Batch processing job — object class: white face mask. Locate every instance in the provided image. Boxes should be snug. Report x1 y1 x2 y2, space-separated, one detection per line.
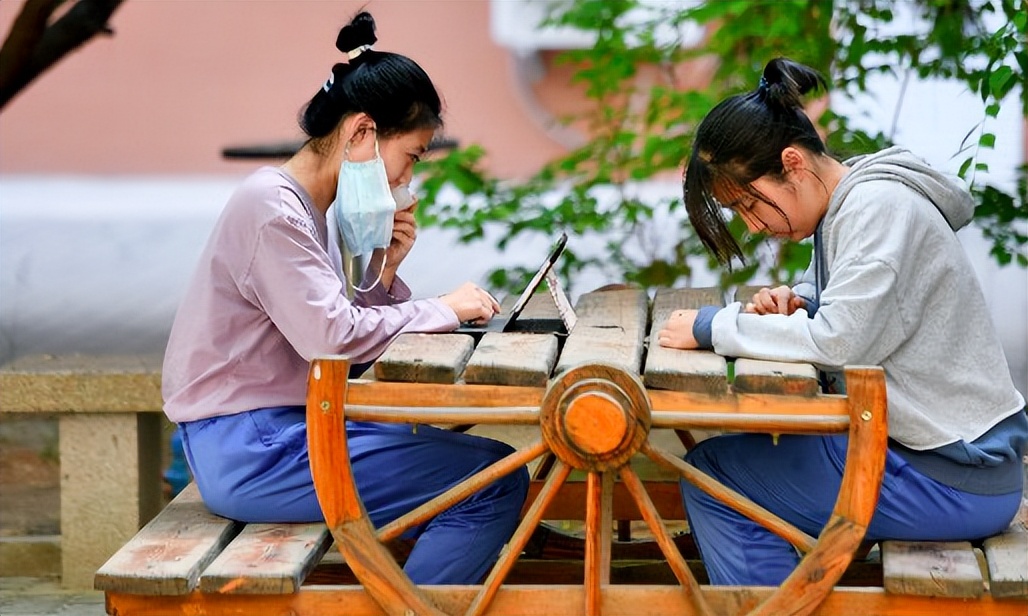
333 139 395 259
332 139 412 292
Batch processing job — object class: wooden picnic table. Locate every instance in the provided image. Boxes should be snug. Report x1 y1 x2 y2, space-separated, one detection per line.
306 286 889 616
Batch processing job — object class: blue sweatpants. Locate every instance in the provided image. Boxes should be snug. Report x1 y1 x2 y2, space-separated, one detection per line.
681 433 1022 586
179 406 529 585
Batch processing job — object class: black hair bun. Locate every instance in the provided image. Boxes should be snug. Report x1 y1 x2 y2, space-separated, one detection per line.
336 11 378 55
760 57 826 108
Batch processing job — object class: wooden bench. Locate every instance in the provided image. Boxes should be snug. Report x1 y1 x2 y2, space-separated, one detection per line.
881 506 1028 600
92 288 1028 615
0 353 166 589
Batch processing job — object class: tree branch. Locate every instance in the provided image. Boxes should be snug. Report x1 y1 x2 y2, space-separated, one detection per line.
0 0 125 110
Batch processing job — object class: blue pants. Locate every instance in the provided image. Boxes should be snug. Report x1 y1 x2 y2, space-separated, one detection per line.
681 433 1022 586
179 407 529 585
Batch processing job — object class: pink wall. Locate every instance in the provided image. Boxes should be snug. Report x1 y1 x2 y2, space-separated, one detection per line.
0 0 566 177
2 2 1024 177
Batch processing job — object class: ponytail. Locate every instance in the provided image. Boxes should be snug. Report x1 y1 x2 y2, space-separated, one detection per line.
757 57 826 111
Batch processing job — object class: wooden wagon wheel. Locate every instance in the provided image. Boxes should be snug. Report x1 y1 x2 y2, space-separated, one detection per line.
307 356 888 616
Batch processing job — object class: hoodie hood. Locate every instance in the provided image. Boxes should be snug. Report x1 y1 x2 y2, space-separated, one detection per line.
834 146 975 231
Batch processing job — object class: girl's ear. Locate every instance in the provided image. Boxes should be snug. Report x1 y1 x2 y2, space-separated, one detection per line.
340 112 377 147
781 146 805 175
338 113 379 161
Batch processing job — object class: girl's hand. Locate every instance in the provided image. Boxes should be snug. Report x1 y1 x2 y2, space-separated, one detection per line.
744 285 806 315
377 203 417 290
657 309 699 349
440 282 501 324
385 201 418 268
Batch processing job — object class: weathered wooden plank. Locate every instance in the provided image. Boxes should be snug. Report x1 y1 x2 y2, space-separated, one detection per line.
733 358 819 396
555 289 649 376
94 483 241 595
728 286 822 396
643 287 728 396
882 540 984 598
984 528 1028 598
199 523 333 594
739 285 823 393
373 333 476 383
463 332 559 387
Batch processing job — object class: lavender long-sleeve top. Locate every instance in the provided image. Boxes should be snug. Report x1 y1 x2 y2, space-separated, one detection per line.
162 167 458 423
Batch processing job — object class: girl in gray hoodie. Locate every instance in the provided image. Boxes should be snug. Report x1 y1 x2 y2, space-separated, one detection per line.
658 57 1026 586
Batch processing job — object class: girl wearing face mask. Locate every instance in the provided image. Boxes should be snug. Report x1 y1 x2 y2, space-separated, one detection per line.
161 11 524 585
659 58 1026 587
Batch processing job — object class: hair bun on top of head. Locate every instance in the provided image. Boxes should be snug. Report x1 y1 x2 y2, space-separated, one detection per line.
758 57 827 110
336 11 378 62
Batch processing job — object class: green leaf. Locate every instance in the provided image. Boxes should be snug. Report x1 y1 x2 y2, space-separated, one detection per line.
988 65 1014 95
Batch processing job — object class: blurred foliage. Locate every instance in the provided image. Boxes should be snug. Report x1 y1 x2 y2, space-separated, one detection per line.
418 0 1027 296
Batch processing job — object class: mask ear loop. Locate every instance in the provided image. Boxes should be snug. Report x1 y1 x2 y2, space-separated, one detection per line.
342 137 389 294
346 251 389 293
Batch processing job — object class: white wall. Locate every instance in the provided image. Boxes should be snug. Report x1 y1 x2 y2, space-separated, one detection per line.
0 175 534 363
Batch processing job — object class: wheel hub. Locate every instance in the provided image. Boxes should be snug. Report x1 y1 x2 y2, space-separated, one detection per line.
541 364 651 472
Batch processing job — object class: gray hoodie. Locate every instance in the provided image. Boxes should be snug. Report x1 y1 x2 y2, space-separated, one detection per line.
711 147 1025 451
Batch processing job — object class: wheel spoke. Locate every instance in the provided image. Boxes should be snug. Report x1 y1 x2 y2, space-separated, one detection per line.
599 472 613 584
584 471 614 615
619 465 710 616
377 440 549 543
465 460 573 616
642 442 816 553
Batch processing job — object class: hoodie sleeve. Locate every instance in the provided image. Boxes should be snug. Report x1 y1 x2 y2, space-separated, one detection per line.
791 257 820 317
712 182 925 369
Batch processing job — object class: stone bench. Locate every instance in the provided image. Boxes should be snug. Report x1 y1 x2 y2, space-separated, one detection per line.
0 353 166 589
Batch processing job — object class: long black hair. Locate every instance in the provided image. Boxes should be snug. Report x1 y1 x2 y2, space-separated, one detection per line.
299 11 443 147
683 58 828 265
